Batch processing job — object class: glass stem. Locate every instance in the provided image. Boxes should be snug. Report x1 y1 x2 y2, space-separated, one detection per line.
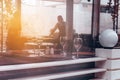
76 50 79 58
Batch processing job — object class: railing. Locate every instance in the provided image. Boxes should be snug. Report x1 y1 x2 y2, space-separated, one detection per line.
14 68 106 80
0 57 106 80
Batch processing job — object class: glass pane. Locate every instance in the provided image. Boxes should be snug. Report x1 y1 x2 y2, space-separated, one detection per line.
21 0 66 37
100 0 113 33
73 0 93 53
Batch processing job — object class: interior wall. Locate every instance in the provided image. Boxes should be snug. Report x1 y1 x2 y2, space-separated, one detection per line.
21 1 92 37
73 3 92 34
21 0 120 37
21 2 66 37
99 13 113 33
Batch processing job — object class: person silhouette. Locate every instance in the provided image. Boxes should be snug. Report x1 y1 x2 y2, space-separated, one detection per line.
50 15 66 38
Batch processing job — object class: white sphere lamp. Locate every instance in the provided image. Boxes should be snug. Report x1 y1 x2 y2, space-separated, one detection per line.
99 29 118 48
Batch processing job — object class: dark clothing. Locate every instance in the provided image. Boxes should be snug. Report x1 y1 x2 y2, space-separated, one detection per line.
51 21 66 37
50 21 66 50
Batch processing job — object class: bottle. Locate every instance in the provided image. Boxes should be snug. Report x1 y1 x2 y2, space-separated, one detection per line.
45 46 50 54
50 47 54 55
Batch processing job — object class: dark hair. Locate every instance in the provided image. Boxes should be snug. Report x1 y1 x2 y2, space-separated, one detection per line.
57 15 63 21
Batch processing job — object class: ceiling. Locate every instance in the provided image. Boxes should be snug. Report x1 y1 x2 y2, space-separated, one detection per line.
43 0 81 4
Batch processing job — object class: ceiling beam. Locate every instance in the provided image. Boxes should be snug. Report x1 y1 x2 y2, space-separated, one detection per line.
43 0 81 4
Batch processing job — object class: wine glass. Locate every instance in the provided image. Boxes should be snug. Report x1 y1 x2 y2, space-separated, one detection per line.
73 38 82 58
60 36 67 56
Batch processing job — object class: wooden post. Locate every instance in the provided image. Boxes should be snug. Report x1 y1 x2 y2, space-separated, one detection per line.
66 0 73 55
16 0 21 33
66 0 73 40
91 0 100 50
7 0 22 50
1 0 3 52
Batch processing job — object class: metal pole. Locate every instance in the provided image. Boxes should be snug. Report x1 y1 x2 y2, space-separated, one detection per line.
116 0 119 33
114 0 119 33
